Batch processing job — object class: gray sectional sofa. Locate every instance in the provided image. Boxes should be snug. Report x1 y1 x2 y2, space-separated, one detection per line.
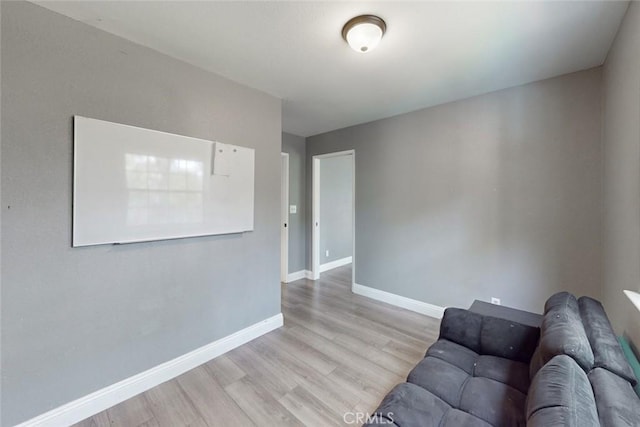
365 292 640 426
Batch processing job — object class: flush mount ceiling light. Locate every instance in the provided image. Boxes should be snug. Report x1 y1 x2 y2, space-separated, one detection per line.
342 15 386 53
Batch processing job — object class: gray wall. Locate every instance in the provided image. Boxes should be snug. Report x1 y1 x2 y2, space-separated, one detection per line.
307 68 603 313
602 2 640 333
281 132 307 274
1 3 281 425
320 155 353 264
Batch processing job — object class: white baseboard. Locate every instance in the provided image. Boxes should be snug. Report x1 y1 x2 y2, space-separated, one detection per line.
285 270 313 282
16 313 284 427
319 256 352 273
352 283 445 319
286 270 312 283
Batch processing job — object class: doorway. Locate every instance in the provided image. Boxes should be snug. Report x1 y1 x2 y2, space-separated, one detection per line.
280 153 289 283
311 150 355 285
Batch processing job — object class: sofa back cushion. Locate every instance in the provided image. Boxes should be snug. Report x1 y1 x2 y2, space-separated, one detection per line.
479 316 539 363
526 355 599 427
439 308 539 363
579 296 638 386
439 308 482 353
530 292 594 378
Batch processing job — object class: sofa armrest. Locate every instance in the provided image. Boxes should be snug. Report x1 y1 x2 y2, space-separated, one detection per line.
526 355 599 427
579 296 637 385
589 368 640 426
439 308 540 363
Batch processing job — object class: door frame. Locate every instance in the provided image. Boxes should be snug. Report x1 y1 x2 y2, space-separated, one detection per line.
311 150 355 285
280 152 289 283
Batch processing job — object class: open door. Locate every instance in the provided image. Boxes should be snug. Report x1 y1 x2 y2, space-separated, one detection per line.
280 153 289 283
311 150 355 285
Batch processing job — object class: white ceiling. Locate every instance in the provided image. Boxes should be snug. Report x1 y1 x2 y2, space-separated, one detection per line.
36 1 628 137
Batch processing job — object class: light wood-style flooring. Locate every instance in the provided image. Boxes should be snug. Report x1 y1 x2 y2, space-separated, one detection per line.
74 266 440 426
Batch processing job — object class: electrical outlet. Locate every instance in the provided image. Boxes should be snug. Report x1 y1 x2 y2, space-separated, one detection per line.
325 250 330 257
491 297 501 305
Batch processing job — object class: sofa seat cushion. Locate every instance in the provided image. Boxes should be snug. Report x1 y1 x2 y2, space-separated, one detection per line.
526 355 599 427
589 367 640 426
441 409 493 427
425 339 478 374
407 353 528 426
406 356 470 406
364 382 498 427
474 355 530 394
363 382 449 426
459 377 526 427
414 346 531 397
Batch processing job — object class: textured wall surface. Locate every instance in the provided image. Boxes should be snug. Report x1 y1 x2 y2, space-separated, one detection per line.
602 2 640 333
1 2 281 425
307 69 603 314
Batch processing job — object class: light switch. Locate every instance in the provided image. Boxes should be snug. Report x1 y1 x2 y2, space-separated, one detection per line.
289 205 297 214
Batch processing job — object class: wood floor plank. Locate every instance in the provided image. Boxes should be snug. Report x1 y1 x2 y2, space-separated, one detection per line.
278 386 343 427
285 325 404 388
293 303 395 349
143 380 201 426
224 377 303 426
332 332 416 376
184 418 208 427
249 335 358 416
137 418 160 427
72 265 439 427
73 411 111 427
257 328 337 376
204 354 246 388
383 337 429 364
176 365 254 427
225 343 297 398
328 366 390 404
106 393 155 426
283 306 339 341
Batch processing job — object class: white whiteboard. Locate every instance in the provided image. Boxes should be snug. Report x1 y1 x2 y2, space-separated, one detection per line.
73 116 254 246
